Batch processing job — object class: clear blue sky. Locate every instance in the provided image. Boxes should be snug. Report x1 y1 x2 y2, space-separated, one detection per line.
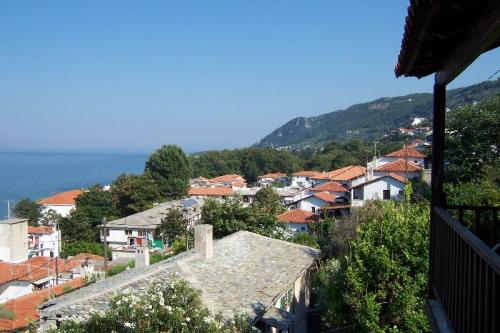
0 1 498 154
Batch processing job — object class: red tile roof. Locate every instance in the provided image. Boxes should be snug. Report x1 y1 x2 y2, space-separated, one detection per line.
375 159 421 172
311 191 337 203
0 278 84 332
292 171 322 177
0 257 79 285
70 253 105 262
387 173 407 183
40 189 83 205
258 172 286 179
310 181 348 193
386 147 426 158
188 187 234 197
28 226 54 235
313 166 366 181
209 174 245 183
278 209 319 224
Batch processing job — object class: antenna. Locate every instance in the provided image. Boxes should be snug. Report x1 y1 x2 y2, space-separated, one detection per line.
7 200 11 219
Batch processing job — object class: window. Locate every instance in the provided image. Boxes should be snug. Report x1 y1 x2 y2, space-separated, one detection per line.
301 227 306 231
311 207 316 213
383 190 390 200
125 230 132 235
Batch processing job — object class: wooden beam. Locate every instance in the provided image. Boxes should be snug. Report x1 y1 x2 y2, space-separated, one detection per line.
436 2 500 85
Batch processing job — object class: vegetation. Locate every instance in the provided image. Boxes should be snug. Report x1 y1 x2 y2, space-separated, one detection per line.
158 208 190 245
145 144 191 199
318 201 430 332
106 261 135 277
13 198 41 225
110 173 161 217
60 241 111 260
255 79 500 149
46 277 256 333
0 304 14 320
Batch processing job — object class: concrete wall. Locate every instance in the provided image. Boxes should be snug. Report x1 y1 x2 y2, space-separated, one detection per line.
0 219 28 263
42 205 74 218
296 197 326 213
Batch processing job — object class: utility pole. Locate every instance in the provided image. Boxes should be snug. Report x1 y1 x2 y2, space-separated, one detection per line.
103 218 108 271
7 200 11 219
55 256 59 285
373 141 379 158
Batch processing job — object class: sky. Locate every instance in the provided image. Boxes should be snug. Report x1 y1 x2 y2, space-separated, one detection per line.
0 1 498 154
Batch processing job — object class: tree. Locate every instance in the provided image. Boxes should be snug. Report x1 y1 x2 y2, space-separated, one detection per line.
111 174 161 217
446 94 500 183
145 145 191 199
39 209 62 226
158 208 190 245
252 187 284 216
13 198 41 225
201 197 249 239
320 202 430 332
60 185 118 242
60 241 112 260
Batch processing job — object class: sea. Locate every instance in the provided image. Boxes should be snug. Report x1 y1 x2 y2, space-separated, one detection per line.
0 152 148 219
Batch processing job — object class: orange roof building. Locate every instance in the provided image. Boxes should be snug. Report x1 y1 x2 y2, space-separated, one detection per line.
258 172 287 179
386 147 426 158
310 181 349 193
28 225 53 235
375 158 421 173
188 187 234 197
40 189 83 206
292 171 322 177
278 209 319 224
0 257 79 286
0 278 83 332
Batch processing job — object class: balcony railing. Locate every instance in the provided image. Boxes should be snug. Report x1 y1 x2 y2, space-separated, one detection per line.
429 206 500 333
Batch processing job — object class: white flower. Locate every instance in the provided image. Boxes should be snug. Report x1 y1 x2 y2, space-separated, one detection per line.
124 322 133 328
185 317 190 322
166 305 172 312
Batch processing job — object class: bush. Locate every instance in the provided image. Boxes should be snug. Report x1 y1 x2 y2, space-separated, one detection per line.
106 261 134 277
61 241 112 260
292 232 319 248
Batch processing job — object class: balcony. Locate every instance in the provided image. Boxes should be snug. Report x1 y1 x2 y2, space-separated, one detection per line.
428 205 499 333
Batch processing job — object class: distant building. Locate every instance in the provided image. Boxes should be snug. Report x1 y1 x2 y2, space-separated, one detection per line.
28 225 61 258
209 174 247 189
351 173 406 203
311 165 366 188
374 158 421 179
278 209 319 233
40 189 83 218
100 199 203 259
383 147 426 167
40 226 319 333
293 191 337 213
257 172 288 187
291 171 322 189
188 186 234 199
0 218 29 263
189 177 211 188
309 181 349 198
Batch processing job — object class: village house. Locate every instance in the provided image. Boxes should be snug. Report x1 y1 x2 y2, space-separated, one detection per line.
311 165 367 188
39 189 83 218
209 174 247 189
189 176 211 188
40 225 319 333
100 198 203 260
351 173 406 204
236 187 259 205
374 158 421 179
291 171 321 189
257 172 288 187
0 256 79 304
278 209 319 233
383 147 427 167
309 181 350 199
28 225 61 258
188 186 234 199
0 278 84 332
293 191 336 213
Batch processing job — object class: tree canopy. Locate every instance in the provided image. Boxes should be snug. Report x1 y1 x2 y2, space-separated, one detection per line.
13 198 41 225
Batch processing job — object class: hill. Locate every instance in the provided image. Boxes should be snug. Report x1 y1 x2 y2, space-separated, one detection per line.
254 79 500 149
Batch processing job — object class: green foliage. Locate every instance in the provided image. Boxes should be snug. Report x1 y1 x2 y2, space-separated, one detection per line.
252 187 284 216
320 202 430 332
191 147 303 183
46 277 257 333
60 185 119 242
445 93 500 183
292 232 319 248
0 304 14 320
171 239 187 254
39 209 62 226
145 145 191 199
403 181 413 203
158 208 190 244
60 241 111 260
149 252 172 265
13 198 41 225
106 261 135 277
111 174 161 217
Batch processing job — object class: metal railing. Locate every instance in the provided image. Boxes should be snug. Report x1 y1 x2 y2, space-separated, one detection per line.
445 205 499 247
430 206 500 333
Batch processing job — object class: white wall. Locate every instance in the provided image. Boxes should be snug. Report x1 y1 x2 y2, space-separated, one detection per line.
296 197 327 213
0 220 28 263
287 222 309 233
0 281 32 304
42 205 74 218
291 176 313 189
359 177 405 201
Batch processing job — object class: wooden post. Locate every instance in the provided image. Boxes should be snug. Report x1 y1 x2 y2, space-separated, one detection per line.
429 82 446 298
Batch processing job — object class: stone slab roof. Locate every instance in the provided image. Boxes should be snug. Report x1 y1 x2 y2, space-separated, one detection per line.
40 231 319 324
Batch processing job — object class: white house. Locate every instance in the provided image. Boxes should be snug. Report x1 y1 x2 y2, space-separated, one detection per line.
257 172 288 187
209 174 247 189
309 181 349 199
28 225 61 258
291 171 322 189
351 173 406 203
293 191 337 213
40 189 83 218
374 158 421 179
277 209 319 233
101 199 203 260
310 165 367 188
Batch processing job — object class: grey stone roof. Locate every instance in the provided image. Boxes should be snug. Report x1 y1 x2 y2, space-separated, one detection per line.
102 198 203 230
40 231 318 323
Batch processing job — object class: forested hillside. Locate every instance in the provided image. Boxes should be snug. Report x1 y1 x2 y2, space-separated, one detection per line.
255 79 500 149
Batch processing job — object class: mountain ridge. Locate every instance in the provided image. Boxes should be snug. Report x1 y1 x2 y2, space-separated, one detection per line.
254 79 500 149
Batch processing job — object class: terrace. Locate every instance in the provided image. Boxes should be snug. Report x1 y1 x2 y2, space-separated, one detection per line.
396 1 500 332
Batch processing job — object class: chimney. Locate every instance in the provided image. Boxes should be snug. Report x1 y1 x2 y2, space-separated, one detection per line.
135 247 150 268
194 224 213 259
